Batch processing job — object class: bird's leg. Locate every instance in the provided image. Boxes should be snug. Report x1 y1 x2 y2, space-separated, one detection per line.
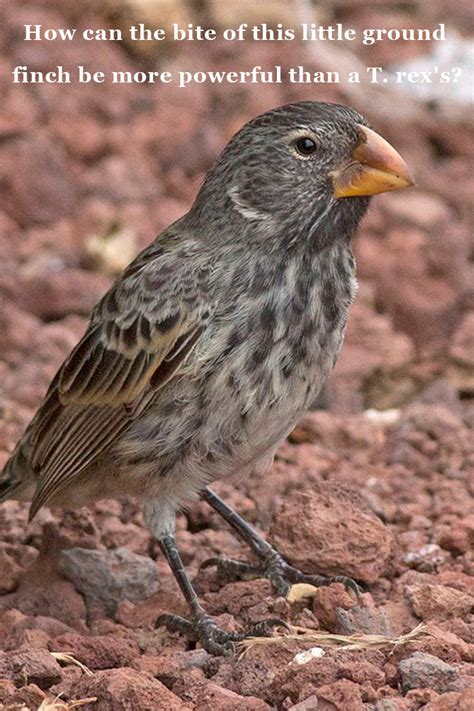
156 533 287 655
200 487 361 598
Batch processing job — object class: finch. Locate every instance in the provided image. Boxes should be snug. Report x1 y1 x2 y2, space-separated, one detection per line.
1 101 414 654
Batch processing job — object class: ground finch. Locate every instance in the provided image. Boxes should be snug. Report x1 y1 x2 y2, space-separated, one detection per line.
1 101 414 654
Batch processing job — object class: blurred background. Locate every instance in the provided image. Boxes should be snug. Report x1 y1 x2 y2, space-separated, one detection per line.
0 3 473 706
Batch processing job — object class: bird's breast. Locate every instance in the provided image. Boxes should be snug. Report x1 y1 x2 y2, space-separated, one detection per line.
117 243 357 492
213 243 357 413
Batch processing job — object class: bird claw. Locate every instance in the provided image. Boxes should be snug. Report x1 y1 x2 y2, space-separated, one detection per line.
200 551 362 601
156 612 287 656
247 617 291 637
322 574 362 601
200 555 260 583
156 613 196 637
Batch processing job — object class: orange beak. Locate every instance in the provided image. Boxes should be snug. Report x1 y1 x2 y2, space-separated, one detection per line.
330 124 415 198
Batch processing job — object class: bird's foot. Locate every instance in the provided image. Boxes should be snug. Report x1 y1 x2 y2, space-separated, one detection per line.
156 612 288 656
201 549 361 599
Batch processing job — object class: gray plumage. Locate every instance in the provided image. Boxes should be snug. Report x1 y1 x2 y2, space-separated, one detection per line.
1 102 378 538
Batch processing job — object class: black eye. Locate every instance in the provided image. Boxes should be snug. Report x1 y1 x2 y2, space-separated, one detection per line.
294 136 317 157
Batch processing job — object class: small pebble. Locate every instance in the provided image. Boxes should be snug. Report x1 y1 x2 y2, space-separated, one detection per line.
292 646 325 665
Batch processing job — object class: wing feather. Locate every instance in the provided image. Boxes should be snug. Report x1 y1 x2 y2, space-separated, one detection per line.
26 247 211 519
29 407 128 519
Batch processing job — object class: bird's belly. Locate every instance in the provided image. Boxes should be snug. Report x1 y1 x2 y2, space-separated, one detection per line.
115 317 344 506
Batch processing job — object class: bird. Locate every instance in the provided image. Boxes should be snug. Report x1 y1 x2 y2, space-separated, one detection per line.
0 101 414 654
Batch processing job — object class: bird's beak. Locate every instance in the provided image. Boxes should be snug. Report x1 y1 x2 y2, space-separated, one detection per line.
330 124 415 198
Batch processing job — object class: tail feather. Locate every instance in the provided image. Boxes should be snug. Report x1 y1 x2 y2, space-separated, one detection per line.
0 443 35 503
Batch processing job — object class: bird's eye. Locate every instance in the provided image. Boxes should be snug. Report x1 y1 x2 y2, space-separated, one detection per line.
294 136 318 157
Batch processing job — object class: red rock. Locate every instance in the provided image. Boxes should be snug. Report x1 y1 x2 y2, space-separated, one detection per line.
290 410 388 450
173 668 271 710
0 137 81 227
186 481 258 534
0 680 17 704
0 578 87 627
373 700 410 711
0 548 22 593
210 655 280 700
379 600 419 637
312 583 356 631
88 618 129 637
336 658 386 689
437 571 474 598
423 689 474 710
437 618 474 646
396 633 464 667
266 658 339 705
269 485 392 585
436 515 474 556
0 609 28 647
0 502 29 545
49 633 140 670
22 616 76 640
333 293 415 410
335 598 394 637
14 266 110 320
192 682 271 710
385 405 471 482
405 688 441 706
0 301 41 365
174 527 240 571
48 665 83 700
2 542 39 571
115 593 163 629
40 507 101 552
203 579 275 620
0 648 62 689
405 584 474 622
316 679 364 710
71 668 186 710
100 516 150 555
133 649 210 686
5 627 50 652
290 696 319 711
0 681 46 709
377 273 460 355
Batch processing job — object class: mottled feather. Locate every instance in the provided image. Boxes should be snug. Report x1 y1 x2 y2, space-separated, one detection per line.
25 237 211 518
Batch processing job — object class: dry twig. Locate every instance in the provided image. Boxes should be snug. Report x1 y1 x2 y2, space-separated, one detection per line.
50 652 94 676
38 696 97 710
237 622 428 658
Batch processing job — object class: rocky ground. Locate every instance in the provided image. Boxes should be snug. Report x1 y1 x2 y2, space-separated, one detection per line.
0 1 473 709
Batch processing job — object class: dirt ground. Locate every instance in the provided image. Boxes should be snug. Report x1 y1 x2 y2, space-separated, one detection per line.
0 1 473 709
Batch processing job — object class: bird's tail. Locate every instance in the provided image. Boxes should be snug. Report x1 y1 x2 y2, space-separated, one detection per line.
0 442 35 503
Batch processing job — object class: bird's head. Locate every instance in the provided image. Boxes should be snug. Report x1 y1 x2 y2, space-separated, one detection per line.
193 101 414 251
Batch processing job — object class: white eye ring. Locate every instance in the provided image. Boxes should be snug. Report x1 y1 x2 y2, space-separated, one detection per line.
288 129 320 159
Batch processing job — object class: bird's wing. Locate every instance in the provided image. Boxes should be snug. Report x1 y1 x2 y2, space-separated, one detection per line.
28 244 211 518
